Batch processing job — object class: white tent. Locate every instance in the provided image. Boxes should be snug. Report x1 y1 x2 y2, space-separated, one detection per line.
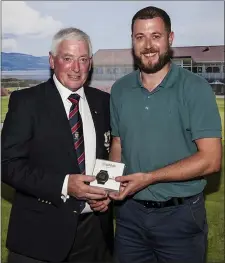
210 80 225 85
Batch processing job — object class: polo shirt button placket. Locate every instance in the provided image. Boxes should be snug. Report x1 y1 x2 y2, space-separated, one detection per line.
145 94 151 110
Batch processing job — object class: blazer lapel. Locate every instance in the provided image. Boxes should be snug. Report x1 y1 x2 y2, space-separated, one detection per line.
43 79 78 165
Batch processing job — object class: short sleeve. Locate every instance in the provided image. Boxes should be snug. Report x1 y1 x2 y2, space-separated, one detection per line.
186 77 222 140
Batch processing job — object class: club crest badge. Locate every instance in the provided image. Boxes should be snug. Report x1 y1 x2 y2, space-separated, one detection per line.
74 131 79 140
104 130 110 153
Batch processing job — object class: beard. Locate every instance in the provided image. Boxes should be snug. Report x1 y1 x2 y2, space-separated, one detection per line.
132 44 173 74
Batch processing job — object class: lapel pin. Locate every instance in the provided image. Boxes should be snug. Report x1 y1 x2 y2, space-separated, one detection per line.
74 132 79 140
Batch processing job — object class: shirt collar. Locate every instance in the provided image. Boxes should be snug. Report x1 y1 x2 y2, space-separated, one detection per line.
53 74 85 102
133 61 179 90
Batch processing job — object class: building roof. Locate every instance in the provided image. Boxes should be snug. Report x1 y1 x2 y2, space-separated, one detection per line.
93 49 134 65
93 45 224 65
172 46 224 62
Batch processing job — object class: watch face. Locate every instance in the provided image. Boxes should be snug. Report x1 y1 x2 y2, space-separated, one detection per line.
96 170 109 184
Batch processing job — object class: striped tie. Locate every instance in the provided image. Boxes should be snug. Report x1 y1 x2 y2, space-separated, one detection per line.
68 94 85 174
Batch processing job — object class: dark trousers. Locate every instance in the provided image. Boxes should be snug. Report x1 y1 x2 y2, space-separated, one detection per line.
114 193 208 263
8 213 112 263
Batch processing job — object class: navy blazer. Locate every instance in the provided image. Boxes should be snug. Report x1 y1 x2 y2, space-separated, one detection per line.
1 78 114 262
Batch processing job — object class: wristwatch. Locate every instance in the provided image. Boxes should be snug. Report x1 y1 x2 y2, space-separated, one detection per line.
96 170 109 185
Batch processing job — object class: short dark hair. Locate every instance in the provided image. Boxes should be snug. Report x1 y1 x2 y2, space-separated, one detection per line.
131 6 171 33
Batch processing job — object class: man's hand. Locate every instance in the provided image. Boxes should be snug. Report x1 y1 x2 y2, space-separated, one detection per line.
109 173 151 200
68 174 107 200
88 197 111 212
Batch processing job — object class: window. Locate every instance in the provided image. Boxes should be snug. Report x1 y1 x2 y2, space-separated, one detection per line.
94 67 103 74
192 67 197 73
106 68 112 74
98 68 103 74
206 67 220 73
197 67 202 73
206 67 212 73
113 67 119 74
212 67 220 73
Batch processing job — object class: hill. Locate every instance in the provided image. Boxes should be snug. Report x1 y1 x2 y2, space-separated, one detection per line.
1 52 49 70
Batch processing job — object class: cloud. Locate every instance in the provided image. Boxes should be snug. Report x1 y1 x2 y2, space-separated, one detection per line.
2 38 18 52
2 1 63 38
31 1 74 11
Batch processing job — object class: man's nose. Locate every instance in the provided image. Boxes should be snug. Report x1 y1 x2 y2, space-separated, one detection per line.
144 37 153 49
71 59 80 72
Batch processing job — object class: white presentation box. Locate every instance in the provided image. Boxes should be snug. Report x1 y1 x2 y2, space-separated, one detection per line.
90 159 125 192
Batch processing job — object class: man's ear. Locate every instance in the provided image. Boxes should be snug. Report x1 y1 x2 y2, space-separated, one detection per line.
49 52 54 70
169 31 174 46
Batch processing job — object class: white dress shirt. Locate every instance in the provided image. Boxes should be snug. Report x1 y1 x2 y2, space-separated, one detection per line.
53 75 96 213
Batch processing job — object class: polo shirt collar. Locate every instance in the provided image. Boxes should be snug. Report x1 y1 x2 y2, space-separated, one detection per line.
133 61 179 89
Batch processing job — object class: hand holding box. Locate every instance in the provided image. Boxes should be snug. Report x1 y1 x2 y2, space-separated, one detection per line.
90 159 125 192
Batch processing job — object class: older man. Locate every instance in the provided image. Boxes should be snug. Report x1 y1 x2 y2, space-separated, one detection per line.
2 27 113 263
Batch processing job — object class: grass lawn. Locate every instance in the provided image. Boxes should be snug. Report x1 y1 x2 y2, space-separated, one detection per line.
1 96 10 123
1 96 224 263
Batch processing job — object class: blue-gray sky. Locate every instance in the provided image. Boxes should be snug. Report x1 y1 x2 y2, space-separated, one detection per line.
2 1 224 56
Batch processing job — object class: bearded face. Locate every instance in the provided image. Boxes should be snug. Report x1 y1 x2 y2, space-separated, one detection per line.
132 17 174 74
132 42 173 74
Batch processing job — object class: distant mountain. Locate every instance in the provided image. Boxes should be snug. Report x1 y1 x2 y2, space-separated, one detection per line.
1 52 49 70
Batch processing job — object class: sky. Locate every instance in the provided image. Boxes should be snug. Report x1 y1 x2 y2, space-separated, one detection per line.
2 1 224 56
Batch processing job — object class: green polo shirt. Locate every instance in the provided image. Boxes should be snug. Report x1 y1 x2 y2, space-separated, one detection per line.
110 62 222 201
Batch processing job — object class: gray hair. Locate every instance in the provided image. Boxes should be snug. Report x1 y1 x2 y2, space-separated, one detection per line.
50 27 92 57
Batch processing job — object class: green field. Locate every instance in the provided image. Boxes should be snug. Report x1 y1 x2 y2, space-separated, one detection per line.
1 96 10 123
1 97 224 263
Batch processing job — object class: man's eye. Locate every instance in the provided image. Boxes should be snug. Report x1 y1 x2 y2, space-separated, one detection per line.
80 58 88 63
136 36 143 40
63 57 72 61
153 35 160 39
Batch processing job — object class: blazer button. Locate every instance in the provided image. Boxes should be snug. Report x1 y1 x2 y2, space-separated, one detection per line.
49 202 51 205
42 200 45 203
38 198 40 201
73 210 78 214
